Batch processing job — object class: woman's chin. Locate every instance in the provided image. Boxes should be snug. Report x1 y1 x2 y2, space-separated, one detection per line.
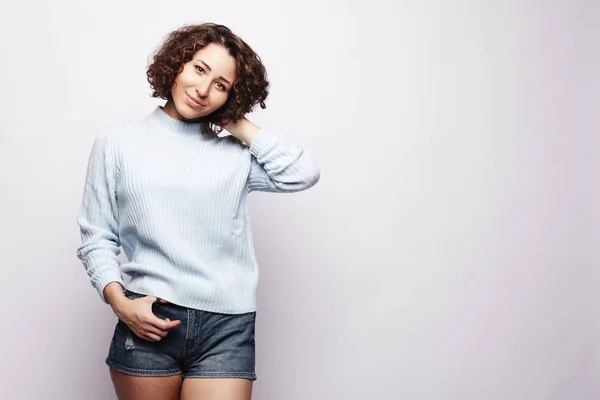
176 104 208 121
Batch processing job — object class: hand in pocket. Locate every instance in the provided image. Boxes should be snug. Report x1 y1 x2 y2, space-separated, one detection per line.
117 296 181 342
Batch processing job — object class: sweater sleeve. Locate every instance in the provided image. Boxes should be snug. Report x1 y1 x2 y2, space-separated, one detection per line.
75 133 124 303
246 128 321 193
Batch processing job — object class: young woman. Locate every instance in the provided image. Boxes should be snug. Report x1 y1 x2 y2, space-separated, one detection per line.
76 23 320 400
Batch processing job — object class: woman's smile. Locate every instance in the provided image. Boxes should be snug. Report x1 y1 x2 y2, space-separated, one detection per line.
185 92 208 108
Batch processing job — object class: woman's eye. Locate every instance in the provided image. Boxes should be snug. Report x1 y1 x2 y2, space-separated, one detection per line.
195 66 204 73
216 83 226 90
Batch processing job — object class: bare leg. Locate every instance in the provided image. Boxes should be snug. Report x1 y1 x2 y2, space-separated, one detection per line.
110 367 183 400
180 378 253 400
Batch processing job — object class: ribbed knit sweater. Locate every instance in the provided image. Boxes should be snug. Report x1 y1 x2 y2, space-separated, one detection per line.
76 106 320 314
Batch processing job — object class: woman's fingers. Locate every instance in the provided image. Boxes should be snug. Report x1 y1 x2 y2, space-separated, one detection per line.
132 319 176 341
150 296 169 305
143 332 163 342
124 296 182 342
148 313 181 332
147 326 170 338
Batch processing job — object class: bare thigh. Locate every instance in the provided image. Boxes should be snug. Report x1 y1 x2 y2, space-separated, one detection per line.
180 378 253 400
110 367 183 400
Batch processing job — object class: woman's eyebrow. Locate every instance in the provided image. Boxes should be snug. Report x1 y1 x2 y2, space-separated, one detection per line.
196 59 232 86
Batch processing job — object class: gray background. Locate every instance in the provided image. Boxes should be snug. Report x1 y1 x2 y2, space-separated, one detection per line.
0 0 597 399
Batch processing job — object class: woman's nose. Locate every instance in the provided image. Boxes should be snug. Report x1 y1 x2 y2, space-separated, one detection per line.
195 78 210 98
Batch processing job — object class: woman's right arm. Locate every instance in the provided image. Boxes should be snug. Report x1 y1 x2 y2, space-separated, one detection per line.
76 133 180 340
103 281 128 310
76 133 124 304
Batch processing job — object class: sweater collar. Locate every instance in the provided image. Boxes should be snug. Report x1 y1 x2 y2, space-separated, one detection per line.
147 105 207 136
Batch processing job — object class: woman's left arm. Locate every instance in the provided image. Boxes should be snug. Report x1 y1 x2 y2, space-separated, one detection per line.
225 117 321 193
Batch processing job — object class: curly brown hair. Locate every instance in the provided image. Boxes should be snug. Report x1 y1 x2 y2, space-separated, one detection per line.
146 23 269 134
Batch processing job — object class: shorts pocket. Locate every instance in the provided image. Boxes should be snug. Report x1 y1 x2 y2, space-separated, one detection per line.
124 289 147 300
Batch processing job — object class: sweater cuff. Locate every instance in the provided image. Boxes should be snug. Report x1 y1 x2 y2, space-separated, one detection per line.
94 271 124 304
248 128 277 158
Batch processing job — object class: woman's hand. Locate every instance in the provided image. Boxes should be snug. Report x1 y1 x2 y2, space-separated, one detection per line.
104 283 181 342
113 296 181 342
223 116 260 145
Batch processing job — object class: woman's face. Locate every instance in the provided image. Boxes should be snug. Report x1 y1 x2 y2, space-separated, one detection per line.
163 43 237 121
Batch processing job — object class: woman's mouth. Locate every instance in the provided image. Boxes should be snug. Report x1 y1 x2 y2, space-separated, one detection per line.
185 93 207 108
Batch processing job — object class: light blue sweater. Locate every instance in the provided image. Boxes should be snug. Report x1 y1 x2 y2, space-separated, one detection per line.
76 106 320 314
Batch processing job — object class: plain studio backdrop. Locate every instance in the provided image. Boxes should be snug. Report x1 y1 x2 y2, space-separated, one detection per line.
0 1 597 399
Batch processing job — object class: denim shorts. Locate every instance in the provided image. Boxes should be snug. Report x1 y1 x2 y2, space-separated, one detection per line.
105 290 257 380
